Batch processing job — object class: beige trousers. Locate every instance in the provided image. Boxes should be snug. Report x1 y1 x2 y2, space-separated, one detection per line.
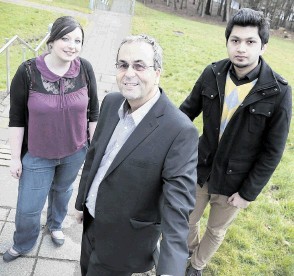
188 183 240 270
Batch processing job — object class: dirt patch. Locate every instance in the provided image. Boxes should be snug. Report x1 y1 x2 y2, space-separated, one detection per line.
270 28 293 41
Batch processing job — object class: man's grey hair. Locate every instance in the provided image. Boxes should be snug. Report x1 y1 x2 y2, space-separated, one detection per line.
116 34 163 70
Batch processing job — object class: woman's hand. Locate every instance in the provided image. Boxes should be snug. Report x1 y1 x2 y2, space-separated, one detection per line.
10 158 22 179
75 209 83 224
9 127 24 179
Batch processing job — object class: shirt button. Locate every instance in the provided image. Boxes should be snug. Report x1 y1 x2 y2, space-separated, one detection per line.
262 93 266 96
228 169 232 173
210 95 214 98
252 109 255 112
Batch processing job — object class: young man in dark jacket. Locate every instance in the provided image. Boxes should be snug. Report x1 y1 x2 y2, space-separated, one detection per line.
182 8 292 276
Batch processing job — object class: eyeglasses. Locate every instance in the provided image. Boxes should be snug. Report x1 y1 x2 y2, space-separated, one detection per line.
115 61 154 72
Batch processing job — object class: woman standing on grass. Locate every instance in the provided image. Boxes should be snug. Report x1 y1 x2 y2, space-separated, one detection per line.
3 16 99 262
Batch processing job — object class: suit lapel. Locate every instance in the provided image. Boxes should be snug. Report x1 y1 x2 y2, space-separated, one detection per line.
103 91 167 180
86 95 123 186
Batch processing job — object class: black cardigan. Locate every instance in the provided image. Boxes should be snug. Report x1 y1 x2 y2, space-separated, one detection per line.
9 57 99 158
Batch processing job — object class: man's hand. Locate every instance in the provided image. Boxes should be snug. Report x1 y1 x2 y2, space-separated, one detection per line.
75 209 83 224
227 192 250 209
10 158 22 179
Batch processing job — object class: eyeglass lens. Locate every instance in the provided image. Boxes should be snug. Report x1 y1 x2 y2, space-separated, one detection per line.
116 62 153 71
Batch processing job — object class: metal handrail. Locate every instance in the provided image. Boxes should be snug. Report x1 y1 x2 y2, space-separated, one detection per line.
0 25 51 94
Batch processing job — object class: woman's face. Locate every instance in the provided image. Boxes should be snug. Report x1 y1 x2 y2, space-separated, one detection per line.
50 27 83 63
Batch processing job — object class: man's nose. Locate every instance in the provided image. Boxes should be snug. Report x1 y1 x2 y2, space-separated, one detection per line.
125 65 136 76
237 42 246 52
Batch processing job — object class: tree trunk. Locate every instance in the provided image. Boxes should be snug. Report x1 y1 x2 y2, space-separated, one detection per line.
281 0 293 28
226 0 231 22
201 0 207 17
222 0 227 21
205 0 211 15
174 0 177 10
180 0 184 9
197 0 202 13
271 0 281 29
218 0 225 16
263 0 271 17
210 0 213 15
290 20 294 32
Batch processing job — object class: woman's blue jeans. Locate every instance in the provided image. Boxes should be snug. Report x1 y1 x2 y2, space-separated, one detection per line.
12 146 87 254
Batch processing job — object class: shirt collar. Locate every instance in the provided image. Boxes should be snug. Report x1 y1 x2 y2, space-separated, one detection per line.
35 53 81 82
229 60 261 85
118 88 161 126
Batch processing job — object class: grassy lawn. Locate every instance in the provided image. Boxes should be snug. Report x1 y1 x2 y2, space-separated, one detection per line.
28 0 91 13
132 2 293 275
0 1 88 91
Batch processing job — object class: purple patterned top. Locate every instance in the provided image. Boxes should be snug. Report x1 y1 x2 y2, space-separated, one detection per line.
27 54 88 159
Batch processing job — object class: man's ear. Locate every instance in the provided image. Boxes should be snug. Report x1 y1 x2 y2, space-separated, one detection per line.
261 43 267 55
155 68 161 84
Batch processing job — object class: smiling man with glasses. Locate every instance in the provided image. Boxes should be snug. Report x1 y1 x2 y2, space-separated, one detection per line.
75 34 199 276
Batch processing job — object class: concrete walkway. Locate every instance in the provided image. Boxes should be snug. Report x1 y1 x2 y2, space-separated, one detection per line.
0 0 155 275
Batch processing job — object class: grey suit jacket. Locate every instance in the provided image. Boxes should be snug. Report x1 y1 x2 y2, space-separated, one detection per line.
76 89 198 276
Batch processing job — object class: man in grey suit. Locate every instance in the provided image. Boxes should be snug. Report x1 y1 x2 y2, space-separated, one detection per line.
75 34 199 276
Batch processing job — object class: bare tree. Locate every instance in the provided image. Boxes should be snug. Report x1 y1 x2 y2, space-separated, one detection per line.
195 0 207 16
180 0 188 9
248 0 261 10
210 0 214 15
218 0 225 16
222 0 227 21
174 0 178 10
205 0 212 15
201 0 208 16
226 0 232 22
281 0 293 28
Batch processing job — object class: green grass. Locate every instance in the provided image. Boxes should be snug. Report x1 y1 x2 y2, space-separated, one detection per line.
28 0 91 13
0 2 88 91
132 2 294 275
